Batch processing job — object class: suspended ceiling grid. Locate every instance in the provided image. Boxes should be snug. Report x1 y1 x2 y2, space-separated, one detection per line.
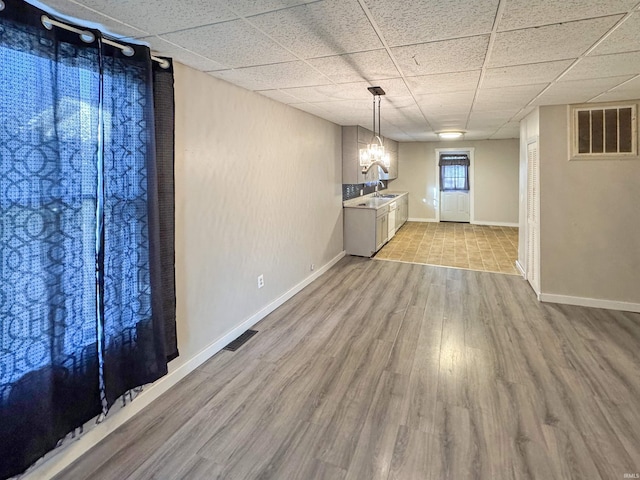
35 0 640 141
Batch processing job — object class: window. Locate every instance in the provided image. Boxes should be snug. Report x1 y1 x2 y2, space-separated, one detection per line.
571 103 637 158
439 153 470 191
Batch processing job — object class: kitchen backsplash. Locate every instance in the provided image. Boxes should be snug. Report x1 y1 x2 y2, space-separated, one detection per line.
343 181 387 201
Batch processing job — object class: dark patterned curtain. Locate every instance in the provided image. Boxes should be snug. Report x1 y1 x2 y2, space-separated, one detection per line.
439 153 470 191
0 1 176 478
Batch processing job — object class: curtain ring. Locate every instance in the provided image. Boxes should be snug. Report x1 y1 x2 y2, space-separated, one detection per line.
0 1 5 11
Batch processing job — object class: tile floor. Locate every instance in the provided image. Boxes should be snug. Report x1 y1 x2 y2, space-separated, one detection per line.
375 221 519 275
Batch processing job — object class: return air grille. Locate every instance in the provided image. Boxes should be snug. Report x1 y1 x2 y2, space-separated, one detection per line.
223 330 258 352
572 104 637 157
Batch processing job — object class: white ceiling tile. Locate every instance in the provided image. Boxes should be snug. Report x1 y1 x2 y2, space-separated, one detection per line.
363 0 498 46
474 84 547 110
392 36 490 76
416 91 476 108
248 0 382 59
145 36 228 71
531 75 635 106
482 60 573 89
561 52 640 81
489 122 520 139
220 0 311 17
589 76 640 102
32 0 149 38
468 110 516 125
209 61 329 90
163 19 297 68
489 16 623 67
280 78 410 104
405 71 482 95
498 0 637 31
64 0 237 36
306 50 399 84
590 13 640 56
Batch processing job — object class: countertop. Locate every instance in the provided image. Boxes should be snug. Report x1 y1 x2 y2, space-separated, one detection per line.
342 191 408 210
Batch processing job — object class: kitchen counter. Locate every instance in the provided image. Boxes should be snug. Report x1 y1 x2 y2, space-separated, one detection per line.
343 191 408 210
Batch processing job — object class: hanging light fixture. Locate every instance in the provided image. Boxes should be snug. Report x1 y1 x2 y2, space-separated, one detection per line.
360 86 390 174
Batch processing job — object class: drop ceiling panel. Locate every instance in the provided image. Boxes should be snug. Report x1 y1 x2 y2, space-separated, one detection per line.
248 0 382 59
405 71 482 95
392 36 490 76
220 0 311 17
589 76 640 103
482 60 573 89
497 0 637 31
562 51 640 81
306 50 399 84
280 78 411 104
589 13 640 56
145 36 228 72
489 122 520 139
362 0 498 46
163 20 297 68
489 16 623 67
416 91 476 109
65 0 237 36
531 75 635 106
209 61 329 90
474 84 548 110
467 111 516 130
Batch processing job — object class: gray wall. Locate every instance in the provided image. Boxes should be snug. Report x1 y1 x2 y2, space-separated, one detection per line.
392 139 520 225
538 104 640 303
172 63 344 370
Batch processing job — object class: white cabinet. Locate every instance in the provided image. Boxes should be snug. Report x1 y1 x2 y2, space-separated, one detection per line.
396 194 408 229
344 204 389 257
375 209 389 251
342 126 398 184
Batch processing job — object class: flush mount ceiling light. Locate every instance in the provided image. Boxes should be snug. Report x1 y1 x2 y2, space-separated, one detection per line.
438 131 465 140
360 86 390 174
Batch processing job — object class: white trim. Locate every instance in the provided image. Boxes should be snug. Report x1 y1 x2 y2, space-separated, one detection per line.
471 220 519 227
434 147 475 223
539 293 640 313
515 260 525 277
408 217 438 222
21 250 346 480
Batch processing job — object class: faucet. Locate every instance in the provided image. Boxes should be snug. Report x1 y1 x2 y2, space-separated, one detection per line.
373 180 385 197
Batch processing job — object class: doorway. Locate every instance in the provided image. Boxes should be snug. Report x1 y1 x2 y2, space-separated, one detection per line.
435 148 474 223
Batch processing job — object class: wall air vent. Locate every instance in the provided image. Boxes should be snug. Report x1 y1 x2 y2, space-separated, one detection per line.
570 103 637 159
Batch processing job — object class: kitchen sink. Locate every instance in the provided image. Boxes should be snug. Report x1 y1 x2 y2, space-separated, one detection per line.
378 194 398 198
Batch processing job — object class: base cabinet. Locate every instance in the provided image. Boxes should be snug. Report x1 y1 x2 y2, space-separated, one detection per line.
344 193 409 258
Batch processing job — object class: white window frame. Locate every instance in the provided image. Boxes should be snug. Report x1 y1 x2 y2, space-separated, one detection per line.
569 102 638 160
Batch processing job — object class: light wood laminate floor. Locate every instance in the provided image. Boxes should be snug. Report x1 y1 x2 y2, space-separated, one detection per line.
56 257 640 480
375 222 519 275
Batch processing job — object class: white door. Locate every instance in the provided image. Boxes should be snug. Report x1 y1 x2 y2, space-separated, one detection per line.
440 191 470 222
525 141 540 294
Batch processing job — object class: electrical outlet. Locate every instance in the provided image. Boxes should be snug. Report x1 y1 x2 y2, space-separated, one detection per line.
257 274 264 289
310 263 315 271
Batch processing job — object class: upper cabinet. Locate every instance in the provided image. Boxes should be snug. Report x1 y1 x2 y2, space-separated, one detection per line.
342 126 398 184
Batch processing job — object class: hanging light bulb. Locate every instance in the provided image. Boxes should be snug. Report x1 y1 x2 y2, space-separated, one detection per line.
360 86 390 173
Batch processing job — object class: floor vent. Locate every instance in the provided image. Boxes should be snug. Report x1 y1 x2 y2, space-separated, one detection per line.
223 329 258 352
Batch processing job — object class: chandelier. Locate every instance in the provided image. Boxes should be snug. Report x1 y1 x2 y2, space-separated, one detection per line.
359 86 390 174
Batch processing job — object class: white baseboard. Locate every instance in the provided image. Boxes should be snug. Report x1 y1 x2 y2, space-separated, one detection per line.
21 250 346 480
471 221 519 227
408 217 437 222
539 293 640 313
515 260 525 277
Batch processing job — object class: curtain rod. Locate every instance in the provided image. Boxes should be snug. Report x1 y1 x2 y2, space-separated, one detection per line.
41 14 170 69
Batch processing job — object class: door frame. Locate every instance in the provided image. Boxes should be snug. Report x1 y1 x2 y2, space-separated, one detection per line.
434 147 475 223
